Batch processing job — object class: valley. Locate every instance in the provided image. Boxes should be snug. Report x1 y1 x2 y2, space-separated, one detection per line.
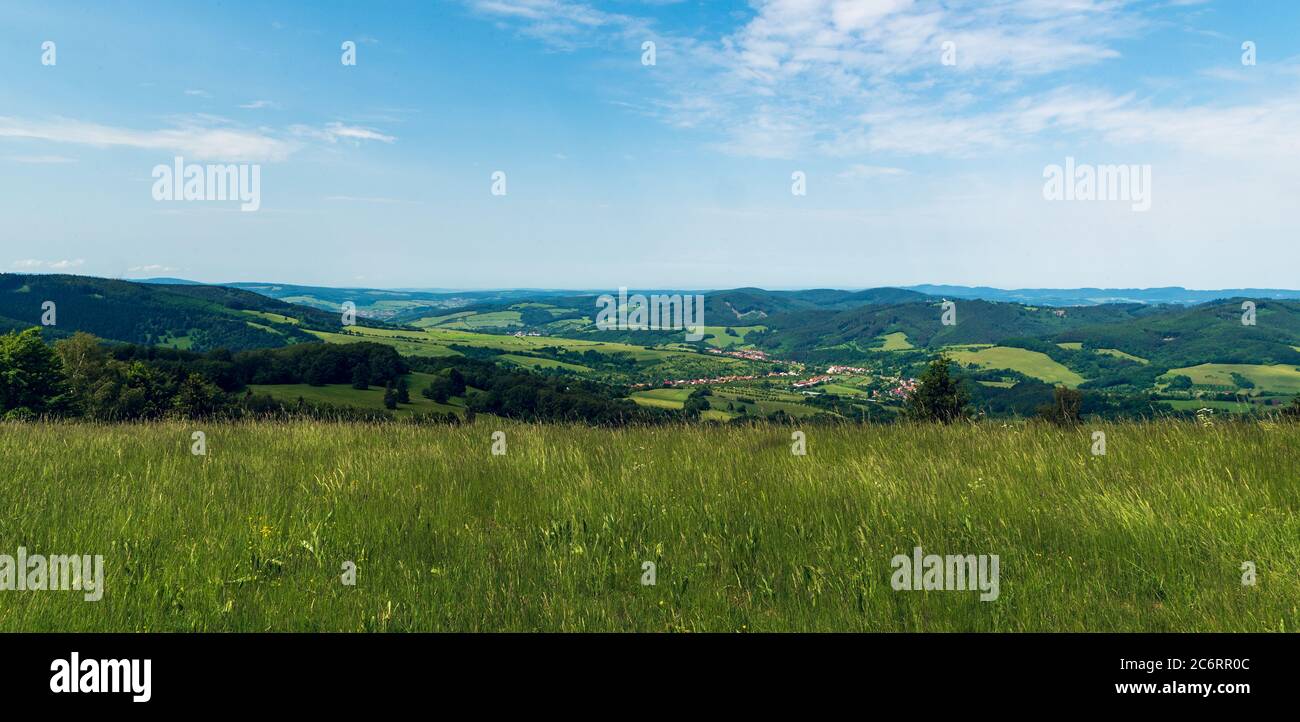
5 273 1300 423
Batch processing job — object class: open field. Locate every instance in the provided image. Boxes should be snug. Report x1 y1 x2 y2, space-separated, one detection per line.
710 389 828 418
315 325 731 366
629 387 832 420
1059 343 1148 364
1096 348 1148 364
1 421 1296 632
308 329 460 357
947 346 1086 387
433 310 524 330
248 372 465 417
497 354 593 373
1162 399 1257 414
1164 363 1300 394
701 325 766 349
630 388 693 409
877 332 914 350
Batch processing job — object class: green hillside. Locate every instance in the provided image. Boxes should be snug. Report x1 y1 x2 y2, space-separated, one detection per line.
12 275 1300 422
946 346 1086 387
0 274 367 351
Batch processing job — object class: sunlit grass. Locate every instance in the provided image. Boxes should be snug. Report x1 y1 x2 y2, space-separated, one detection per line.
0 420 1296 631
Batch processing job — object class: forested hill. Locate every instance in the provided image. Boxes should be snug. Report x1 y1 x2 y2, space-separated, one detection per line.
0 274 375 352
749 296 1300 372
752 298 1160 354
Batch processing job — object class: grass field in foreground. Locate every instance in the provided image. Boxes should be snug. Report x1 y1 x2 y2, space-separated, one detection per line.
0 421 1296 632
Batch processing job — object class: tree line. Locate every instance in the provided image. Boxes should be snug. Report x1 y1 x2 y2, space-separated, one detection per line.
0 328 410 421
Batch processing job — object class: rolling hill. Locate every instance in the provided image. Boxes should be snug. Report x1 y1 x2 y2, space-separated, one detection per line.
0 274 367 351
11 275 1300 404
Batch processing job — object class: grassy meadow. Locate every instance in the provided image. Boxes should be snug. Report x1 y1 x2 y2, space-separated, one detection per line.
248 372 466 417
0 420 1297 632
1164 363 1300 394
945 345 1087 387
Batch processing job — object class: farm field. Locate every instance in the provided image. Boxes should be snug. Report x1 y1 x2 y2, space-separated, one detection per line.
629 388 693 409
1 421 1295 632
308 330 459 357
410 311 476 328
307 325 662 362
1096 348 1148 364
249 372 466 417
701 325 766 349
947 346 1086 387
324 325 716 365
497 354 592 373
630 386 838 420
1058 343 1148 364
877 332 914 350
709 389 828 418
303 326 768 389
1164 363 1300 394
820 383 870 397
1161 399 1257 413
431 310 524 330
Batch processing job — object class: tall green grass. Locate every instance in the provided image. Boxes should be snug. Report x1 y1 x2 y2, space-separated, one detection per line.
0 420 1296 631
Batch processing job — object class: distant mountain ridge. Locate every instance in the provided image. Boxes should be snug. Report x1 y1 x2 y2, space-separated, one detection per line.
133 277 1300 308
902 285 1300 306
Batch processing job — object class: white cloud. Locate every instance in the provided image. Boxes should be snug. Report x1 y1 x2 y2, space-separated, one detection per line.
466 0 1144 158
469 0 1300 163
828 88 1300 159
0 116 296 162
291 122 397 144
0 117 395 162
184 89 211 98
467 0 652 49
12 259 85 270
239 100 278 109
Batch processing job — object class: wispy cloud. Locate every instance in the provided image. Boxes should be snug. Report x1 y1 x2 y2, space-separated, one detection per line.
238 100 278 109
0 116 395 162
12 259 86 270
466 0 652 50
291 122 397 144
466 0 1300 162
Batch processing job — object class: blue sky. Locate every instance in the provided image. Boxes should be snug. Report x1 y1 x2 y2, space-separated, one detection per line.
2 0 1298 290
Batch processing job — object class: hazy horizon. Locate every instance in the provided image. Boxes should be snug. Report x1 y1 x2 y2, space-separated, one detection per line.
35 271 1300 295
